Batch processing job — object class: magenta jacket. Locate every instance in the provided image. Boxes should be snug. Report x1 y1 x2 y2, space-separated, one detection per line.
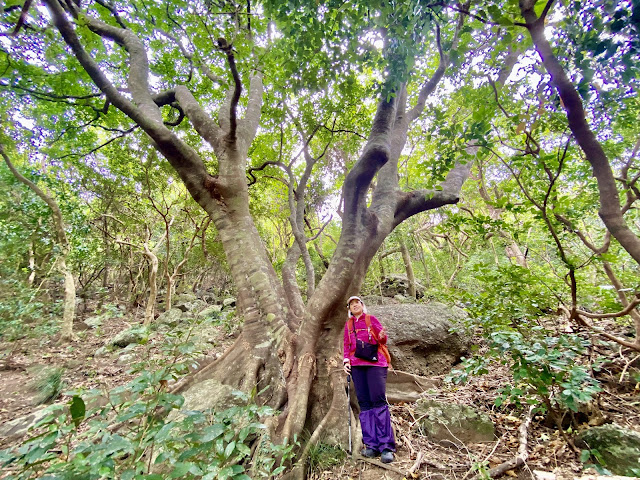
343 313 389 368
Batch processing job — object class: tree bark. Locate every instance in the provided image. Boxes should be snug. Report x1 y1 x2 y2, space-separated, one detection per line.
143 242 161 326
28 240 36 287
399 238 416 299
0 143 77 341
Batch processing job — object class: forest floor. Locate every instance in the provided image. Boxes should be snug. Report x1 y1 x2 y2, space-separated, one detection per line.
1 311 639 480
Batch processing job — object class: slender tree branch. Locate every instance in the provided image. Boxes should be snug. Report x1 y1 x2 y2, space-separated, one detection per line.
520 0 640 265
538 0 556 23
54 126 139 160
247 160 288 186
1 82 103 102
218 37 242 142
320 124 366 140
9 0 33 36
94 0 128 29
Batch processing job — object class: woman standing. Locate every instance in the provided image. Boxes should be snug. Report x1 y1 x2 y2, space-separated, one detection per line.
343 295 395 463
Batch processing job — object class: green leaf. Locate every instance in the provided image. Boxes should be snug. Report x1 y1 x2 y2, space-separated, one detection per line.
170 462 193 478
69 395 86 428
224 440 236 458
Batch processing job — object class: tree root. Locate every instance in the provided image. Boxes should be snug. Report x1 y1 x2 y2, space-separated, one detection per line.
294 375 341 473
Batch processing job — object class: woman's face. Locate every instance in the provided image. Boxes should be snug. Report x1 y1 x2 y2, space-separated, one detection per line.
349 299 363 316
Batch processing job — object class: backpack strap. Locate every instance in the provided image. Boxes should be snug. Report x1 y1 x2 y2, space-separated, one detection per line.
365 314 392 367
347 317 355 351
364 314 374 340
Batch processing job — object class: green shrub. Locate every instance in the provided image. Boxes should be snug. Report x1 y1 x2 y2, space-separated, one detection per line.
448 329 602 419
0 390 289 480
0 322 293 480
0 278 58 340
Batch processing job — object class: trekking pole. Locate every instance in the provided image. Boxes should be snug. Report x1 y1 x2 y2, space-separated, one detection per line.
346 374 352 455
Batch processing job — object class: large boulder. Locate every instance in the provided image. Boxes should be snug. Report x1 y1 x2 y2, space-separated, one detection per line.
174 293 197 304
195 289 218 305
367 302 471 376
174 297 207 313
222 297 236 309
577 424 640 476
83 315 103 329
197 305 223 319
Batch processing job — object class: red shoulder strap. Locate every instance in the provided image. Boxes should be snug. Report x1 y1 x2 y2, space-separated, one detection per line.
365 314 379 341
366 314 392 366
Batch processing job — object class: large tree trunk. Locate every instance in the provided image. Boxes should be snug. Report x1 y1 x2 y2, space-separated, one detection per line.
40 1 514 475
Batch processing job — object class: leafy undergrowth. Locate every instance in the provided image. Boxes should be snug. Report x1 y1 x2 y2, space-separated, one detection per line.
309 368 640 480
1 311 639 479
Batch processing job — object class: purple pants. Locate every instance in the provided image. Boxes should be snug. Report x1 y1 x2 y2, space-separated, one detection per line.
351 366 396 452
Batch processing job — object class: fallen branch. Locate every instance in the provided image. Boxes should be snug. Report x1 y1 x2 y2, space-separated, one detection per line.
406 451 424 478
401 434 416 457
469 405 533 480
357 455 406 475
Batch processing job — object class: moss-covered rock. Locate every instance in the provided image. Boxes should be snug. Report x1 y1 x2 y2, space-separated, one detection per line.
166 379 245 422
108 325 148 348
577 424 640 476
156 308 184 327
414 399 495 445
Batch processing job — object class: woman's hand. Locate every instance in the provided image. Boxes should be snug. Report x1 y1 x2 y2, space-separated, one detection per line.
378 327 388 344
343 358 351 374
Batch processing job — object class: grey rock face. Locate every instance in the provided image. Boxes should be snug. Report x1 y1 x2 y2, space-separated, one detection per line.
368 303 471 376
375 274 426 298
222 298 236 309
197 305 223 319
173 293 197 304
175 298 207 313
577 424 640 476
0 407 52 444
117 353 136 365
94 346 110 357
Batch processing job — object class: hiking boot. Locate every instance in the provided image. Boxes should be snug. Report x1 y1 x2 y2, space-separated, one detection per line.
361 447 377 458
381 450 394 464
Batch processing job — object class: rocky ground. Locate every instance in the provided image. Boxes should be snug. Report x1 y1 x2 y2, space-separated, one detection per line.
1 306 639 480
